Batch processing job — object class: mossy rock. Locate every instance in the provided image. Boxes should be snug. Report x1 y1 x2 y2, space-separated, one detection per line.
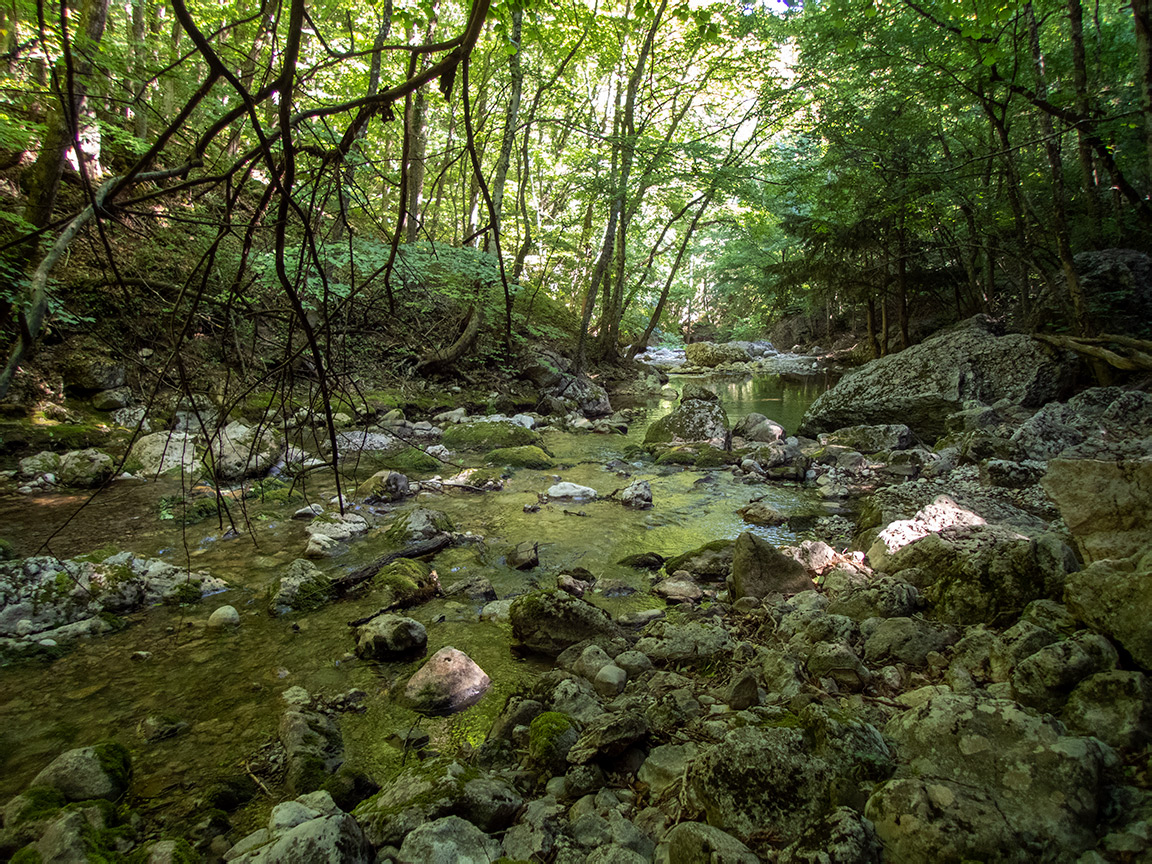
441 422 542 451
483 445 554 469
372 558 440 609
4 785 66 827
125 838 199 864
0 538 16 561
380 446 440 474
693 448 731 468
10 847 44 864
643 401 729 445
384 509 454 544
528 711 578 773
663 539 736 581
654 448 697 466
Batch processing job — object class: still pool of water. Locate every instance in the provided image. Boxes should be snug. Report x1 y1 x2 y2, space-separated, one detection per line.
0 371 828 831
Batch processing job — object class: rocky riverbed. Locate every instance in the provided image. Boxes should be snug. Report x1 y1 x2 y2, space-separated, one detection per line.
1 319 1151 863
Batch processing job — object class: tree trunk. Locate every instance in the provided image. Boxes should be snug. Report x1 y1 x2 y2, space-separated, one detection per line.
1067 0 1102 242
487 6 522 249
131 0 148 138
1134 0 1152 185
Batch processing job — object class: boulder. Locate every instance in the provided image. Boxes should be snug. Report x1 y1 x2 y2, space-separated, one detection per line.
731 412 785 443
65 355 126 391
864 617 956 667
662 540 734 582
209 421 283 480
546 482 598 499
91 387 132 411
56 448 115 487
1012 387 1152 461
737 501 786 526
441 421 543 451
1010 631 1118 713
272 559 332 614
635 620 734 664
1064 550 1152 671
403 647 490 715
226 791 373 863
385 508 453 544
510 589 622 656
484 445 554 469
355 615 427 660
31 742 131 802
1063 670 1152 750
566 711 650 764
645 389 730 446
208 605 240 628
396 815 502 864
352 758 475 847
729 532 815 600
353 470 412 503
684 341 751 367
821 423 914 453
663 822 758 864
826 575 919 621
867 692 1114 861
1042 456 1152 563
799 315 1075 439
129 431 201 477
866 495 987 571
778 807 880 864
507 541 539 570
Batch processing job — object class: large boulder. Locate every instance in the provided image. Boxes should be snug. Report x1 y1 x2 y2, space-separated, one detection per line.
866 692 1114 862
129 431 201 477
820 424 914 453
441 422 543 451
684 341 751 368
729 532 815 600
799 315 1075 440
1066 248 1152 336
31 742 131 802
57 449 116 487
225 791 373 863
1042 456 1152 563
510 589 622 657
1011 387 1152 461
208 421 283 480
662 540 734 582
355 614 427 660
645 389 730 446
397 815 502 864
1064 549 1152 671
731 412 785 443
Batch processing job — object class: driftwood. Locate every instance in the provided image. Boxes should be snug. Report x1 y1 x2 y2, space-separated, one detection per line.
1033 332 1152 372
414 305 481 374
331 532 452 597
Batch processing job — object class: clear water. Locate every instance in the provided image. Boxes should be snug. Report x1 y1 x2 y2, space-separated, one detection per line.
0 372 828 830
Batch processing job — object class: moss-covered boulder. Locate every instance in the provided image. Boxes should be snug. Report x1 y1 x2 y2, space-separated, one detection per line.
684 341 751 368
373 558 442 609
271 559 333 614
31 742 131 802
510 589 623 657
377 446 441 474
483 445 554 469
355 469 412 502
644 399 729 446
663 540 735 582
352 758 478 847
441 422 542 451
385 508 454 544
528 712 578 774
730 532 815 600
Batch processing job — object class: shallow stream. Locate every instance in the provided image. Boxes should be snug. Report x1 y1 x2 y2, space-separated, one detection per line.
0 370 829 832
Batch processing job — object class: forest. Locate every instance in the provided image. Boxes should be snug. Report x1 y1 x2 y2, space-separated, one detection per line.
1 0 1150 402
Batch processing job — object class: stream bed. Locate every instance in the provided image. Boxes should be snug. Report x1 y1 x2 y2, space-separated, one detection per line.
0 370 830 832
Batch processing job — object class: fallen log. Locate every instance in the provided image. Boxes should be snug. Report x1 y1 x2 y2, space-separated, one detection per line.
1033 332 1152 371
331 532 453 597
414 305 481 375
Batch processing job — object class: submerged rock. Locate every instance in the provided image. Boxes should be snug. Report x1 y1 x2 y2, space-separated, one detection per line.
620 478 652 509
355 614 427 660
510 590 622 657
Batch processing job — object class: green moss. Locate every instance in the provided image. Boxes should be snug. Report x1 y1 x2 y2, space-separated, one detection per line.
10 846 43 864
92 741 132 791
245 478 300 504
8 785 66 825
0 538 15 561
380 446 440 473
442 422 542 452
662 539 733 575
527 711 576 769
373 558 432 596
693 448 731 468
157 494 220 524
483 445 554 469
167 580 203 605
654 448 697 466
74 545 119 564
286 751 328 795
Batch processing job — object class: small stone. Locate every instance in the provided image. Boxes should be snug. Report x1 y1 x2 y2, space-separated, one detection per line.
293 504 325 519
594 664 628 697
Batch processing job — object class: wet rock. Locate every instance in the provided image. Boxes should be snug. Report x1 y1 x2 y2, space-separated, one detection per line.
869 691 1114 861
864 617 956 667
442 421 543 451
1043 456 1152 563
442 573 497 603
729 532 815 600
129 431 201 477
280 709 343 796
662 821 758 864
619 552 664 570
799 315 1076 439
208 605 240 628
273 559 332 613
227 791 372 863
1064 550 1152 670
371 558 442 610
508 540 540 570
511 589 623 657
684 341 751 367
778 806 880 864
354 469 413 502
485 445 555 469
137 714 189 743
529 711 580 773
396 815 502 864
385 508 453 544
737 500 785 526
547 481 599 499
1063 670 1152 750
662 540 734 582
621 478 652 509
402 646 490 715
732 412 785 444
32 742 131 802
354 614 427 660
821 423 914 453
1010 631 1118 713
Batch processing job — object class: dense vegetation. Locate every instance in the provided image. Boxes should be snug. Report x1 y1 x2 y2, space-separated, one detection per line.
0 0 1149 401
